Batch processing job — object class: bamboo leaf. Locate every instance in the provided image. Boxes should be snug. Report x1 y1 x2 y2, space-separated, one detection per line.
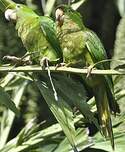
0 86 19 116
51 74 100 131
44 0 56 16
0 79 28 148
34 73 77 151
111 14 125 113
91 129 125 152
0 116 91 152
0 123 62 152
71 0 86 10
0 0 16 12
115 0 125 17
54 128 92 152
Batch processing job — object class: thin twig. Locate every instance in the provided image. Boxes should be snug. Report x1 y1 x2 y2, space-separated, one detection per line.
0 65 125 75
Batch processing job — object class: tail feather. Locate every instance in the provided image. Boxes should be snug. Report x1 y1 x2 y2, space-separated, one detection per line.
95 86 114 150
105 75 120 114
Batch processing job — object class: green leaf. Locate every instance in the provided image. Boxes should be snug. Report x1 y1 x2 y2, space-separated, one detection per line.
44 0 56 15
0 112 92 152
0 0 16 12
52 74 100 131
115 0 125 17
111 15 125 114
0 86 19 116
54 128 92 152
34 73 77 151
0 79 28 148
91 129 125 152
71 0 86 10
0 122 62 152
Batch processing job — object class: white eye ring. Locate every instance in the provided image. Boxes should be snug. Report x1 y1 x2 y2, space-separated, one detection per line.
16 4 21 9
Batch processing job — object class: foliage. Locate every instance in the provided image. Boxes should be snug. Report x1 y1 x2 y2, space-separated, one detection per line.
0 0 125 152
0 13 25 62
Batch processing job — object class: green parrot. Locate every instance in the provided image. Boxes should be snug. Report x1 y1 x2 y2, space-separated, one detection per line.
0 1 101 151
55 5 120 149
4 3 63 65
1 0 99 125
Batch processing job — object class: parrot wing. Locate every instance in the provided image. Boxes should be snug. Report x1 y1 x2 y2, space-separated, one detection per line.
83 30 120 149
84 29 119 113
40 16 63 61
84 29 108 69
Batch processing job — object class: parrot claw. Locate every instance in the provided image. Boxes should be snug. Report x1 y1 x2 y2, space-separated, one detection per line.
3 55 21 63
55 62 66 69
86 65 94 78
3 55 32 65
40 57 50 70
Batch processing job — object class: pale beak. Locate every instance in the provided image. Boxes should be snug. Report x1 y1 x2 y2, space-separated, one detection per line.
55 8 64 27
55 8 64 20
4 9 17 21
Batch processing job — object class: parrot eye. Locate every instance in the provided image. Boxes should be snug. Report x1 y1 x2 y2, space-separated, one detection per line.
16 4 21 9
55 8 64 27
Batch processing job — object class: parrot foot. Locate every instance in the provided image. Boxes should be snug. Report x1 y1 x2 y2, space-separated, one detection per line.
40 57 50 70
55 62 66 69
86 65 94 78
3 55 32 65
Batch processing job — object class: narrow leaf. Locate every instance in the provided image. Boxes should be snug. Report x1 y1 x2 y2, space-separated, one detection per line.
34 73 77 151
52 74 100 131
0 86 19 116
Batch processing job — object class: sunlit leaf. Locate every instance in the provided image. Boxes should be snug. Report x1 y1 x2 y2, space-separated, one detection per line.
115 0 125 17
52 74 100 131
54 128 92 152
0 79 28 148
91 129 125 152
44 0 56 16
34 73 77 151
0 118 91 152
111 14 125 114
71 0 86 10
0 123 62 152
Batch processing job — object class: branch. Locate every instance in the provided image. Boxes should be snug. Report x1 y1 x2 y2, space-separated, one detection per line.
0 65 125 75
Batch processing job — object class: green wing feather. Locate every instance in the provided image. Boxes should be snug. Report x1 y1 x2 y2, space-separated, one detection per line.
84 29 120 149
84 30 107 68
84 29 119 113
40 16 63 61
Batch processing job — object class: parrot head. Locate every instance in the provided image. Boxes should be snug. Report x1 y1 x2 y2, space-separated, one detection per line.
4 4 36 21
55 5 84 29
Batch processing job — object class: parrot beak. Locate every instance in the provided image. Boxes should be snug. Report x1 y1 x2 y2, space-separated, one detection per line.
4 9 17 21
55 8 64 27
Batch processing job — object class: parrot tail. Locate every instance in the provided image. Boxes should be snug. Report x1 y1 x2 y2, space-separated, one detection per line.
95 86 114 150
